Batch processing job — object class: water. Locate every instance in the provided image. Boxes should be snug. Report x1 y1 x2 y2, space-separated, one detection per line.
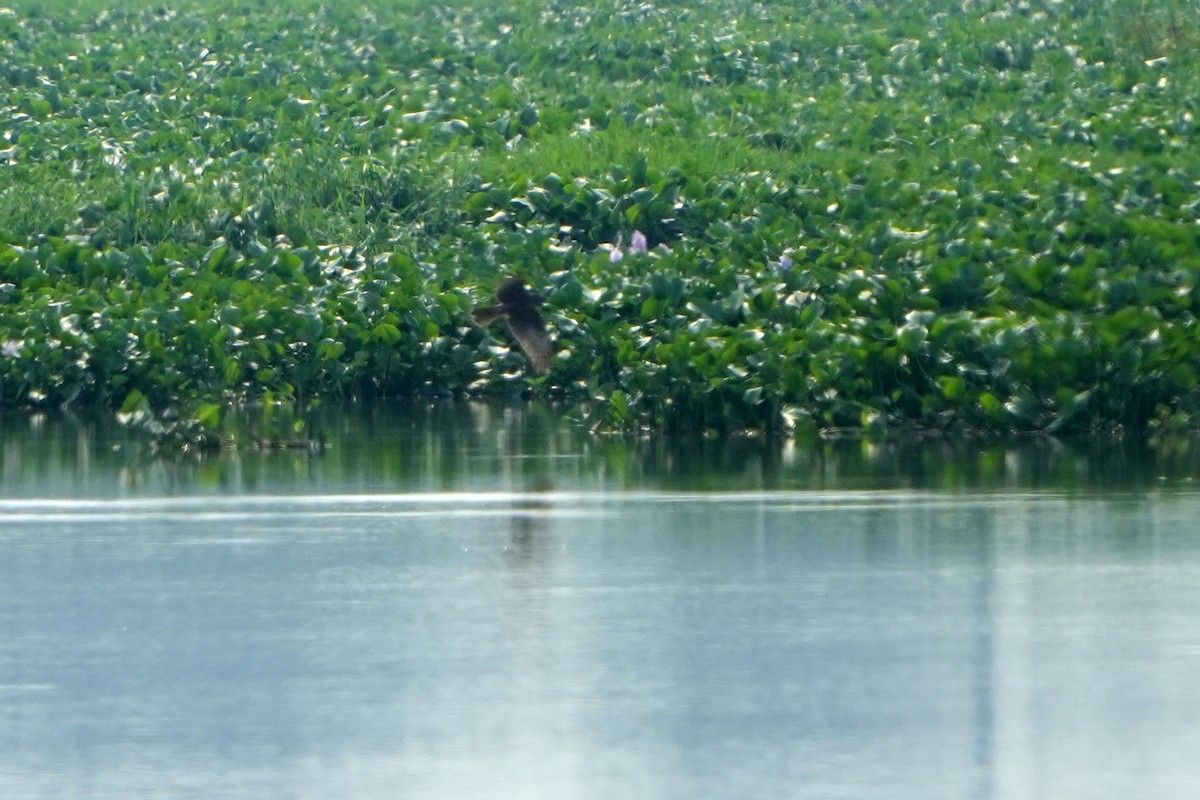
2 403 1200 799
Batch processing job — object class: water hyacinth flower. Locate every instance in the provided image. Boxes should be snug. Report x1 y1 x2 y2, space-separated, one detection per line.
609 233 624 263
2 339 20 357
779 252 793 270
630 230 648 254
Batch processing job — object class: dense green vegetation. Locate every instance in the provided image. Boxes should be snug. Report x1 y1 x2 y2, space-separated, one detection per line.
2 0 1200 438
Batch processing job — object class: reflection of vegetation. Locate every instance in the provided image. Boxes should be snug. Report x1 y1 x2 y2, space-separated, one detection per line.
3 401 1199 496
2 0 1200 436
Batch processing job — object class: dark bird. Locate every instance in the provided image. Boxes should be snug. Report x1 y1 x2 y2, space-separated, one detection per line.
471 277 553 374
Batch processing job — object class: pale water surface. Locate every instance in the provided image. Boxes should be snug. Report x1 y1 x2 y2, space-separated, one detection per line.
2 403 1200 799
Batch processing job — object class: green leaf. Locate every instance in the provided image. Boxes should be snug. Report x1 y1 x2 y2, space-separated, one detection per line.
373 322 403 345
195 402 222 429
120 389 148 414
979 392 1005 419
897 323 927 354
938 376 967 401
207 245 230 271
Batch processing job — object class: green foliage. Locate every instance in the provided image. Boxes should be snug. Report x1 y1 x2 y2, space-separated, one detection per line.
2 0 1200 437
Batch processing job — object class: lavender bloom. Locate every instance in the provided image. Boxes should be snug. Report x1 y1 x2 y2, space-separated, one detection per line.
1 339 20 357
630 230 648 253
609 233 625 263
779 252 793 270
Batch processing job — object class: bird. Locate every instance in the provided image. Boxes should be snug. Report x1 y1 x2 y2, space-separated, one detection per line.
471 276 553 374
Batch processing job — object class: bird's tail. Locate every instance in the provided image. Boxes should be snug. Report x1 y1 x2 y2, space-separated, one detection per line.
471 304 505 326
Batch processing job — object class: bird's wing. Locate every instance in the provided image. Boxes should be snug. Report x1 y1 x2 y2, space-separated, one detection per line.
470 304 506 326
505 307 553 374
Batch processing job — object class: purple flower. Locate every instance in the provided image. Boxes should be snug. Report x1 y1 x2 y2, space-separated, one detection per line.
779 252 793 270
1 339 20 357
630 230 648 253
610 246 624 263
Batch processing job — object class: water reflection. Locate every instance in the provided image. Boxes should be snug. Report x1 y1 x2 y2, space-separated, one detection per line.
0 493 1199 798
2 403 1200 799
3 400 1200 497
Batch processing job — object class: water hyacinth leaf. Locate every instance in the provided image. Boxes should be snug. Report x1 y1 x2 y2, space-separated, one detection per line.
606 389 630 425
465 193 492 216
551 276 584 306
120 389 149 415
939 376 967 402
299 315 324 342
207 245 231 271
195 402 222 429
318 340 346 361
979 392 1006 420
650 272 683 304
897 323 927 354
372 323 403 345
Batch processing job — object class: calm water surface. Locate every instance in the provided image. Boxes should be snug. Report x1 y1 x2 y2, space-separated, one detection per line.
2 403 1200 799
